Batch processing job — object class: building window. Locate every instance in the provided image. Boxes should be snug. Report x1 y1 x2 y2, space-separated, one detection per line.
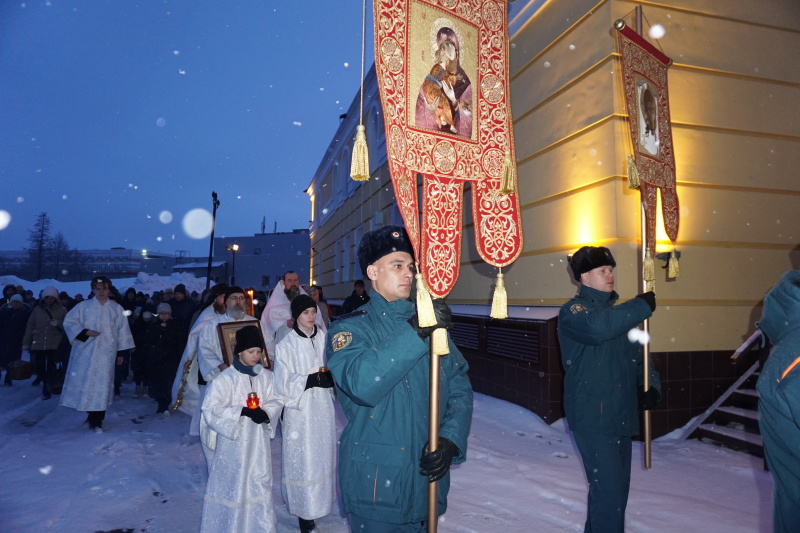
352 225 363 281
342 235 350 284
333 240 340 284
262 275 270 287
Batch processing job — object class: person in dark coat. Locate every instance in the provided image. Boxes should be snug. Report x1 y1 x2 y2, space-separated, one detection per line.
22 286 67 399
168 284 196 343
130 302 157 398
341 279 370 313
120 287 138 312
756 270 800 533
328 225 473 531
557 246 661 533
144 302 185 413
0 295 33 386
2 284 18 307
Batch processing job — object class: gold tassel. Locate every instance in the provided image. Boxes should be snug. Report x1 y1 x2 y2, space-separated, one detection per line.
415 273 436 327
643 248 655 283
627 154 640 190
499 150 516 195
490 271 508 319
431 328 450 356
350 124 370 181
668 248 680 279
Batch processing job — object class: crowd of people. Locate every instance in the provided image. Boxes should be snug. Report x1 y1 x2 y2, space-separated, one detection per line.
1 228 797 533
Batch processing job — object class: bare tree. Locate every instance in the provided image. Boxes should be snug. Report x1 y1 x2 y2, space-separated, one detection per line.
51 232 71 280
67 248 93 282
27 212 52 280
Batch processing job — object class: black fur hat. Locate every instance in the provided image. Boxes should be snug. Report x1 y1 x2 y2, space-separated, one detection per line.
225 285 245 299
357 225 414 277
235 325 264 354
209 283 229 299
570 246 616 281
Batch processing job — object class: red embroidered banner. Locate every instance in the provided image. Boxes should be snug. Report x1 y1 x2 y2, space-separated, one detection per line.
615 24 680 267
374 0 522 297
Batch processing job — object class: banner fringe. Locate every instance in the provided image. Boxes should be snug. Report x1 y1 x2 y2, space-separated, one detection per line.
643 248 655 283
350 125 370 181
627 154 640 189
431 328 450 356
490 271 508 319
668 248 680 279
499 150 516 195
415 273 436 327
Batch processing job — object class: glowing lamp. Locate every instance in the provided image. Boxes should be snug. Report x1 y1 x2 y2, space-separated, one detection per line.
247 392 260 409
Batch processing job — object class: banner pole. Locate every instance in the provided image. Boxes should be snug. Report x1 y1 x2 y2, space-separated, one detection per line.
427 346 441 532
641 204 652 469
634 4 653 470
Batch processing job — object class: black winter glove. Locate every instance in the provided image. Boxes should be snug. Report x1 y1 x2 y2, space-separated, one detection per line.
408 298 453 339
305 370 335 390
638 387 660 411
419 437 459 482
635 291 656 312
241 406 270 424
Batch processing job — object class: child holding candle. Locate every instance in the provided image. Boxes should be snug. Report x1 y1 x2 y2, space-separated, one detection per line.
274 295 337 533
200 325 282 533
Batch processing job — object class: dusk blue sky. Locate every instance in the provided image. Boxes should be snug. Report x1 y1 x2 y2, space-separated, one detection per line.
0 1 376 257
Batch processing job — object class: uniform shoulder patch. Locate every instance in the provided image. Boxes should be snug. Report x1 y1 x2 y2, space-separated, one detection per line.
569 303 587 314
331 331 353 352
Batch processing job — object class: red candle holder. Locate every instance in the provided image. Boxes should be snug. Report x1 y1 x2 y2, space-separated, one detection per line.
247 392 260 409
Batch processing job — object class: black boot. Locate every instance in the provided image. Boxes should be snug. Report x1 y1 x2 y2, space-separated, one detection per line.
299 518 316 533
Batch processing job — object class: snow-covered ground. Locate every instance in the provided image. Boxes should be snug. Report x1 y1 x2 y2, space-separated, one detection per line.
0 367 773 532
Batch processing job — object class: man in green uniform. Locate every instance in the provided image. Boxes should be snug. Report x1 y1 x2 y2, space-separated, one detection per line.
756 270 800 533
557 246 660 533
328 225 473 532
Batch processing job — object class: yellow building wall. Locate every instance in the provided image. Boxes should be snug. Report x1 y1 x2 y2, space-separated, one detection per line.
449 0 800 352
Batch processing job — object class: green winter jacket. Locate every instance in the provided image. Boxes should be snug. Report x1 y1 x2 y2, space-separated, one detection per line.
328 290 473 524
756 270 800 531
557 285 659 436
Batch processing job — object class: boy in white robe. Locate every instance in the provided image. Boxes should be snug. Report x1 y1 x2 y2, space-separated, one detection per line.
274 295 337 533
200 325 282 533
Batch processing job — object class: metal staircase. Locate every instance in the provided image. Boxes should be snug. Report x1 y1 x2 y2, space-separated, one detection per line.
681 331 766 458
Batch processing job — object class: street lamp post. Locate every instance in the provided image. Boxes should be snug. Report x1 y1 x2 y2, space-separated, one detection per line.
226 243 239 285
206 191 221 290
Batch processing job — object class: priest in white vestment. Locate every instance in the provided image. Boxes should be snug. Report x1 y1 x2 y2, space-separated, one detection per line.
196 286 259 464
261 271 325 357
170 283 228 435
61 276 135 430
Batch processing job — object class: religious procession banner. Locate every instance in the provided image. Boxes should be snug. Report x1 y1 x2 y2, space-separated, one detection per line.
373 0 522 299
614 22 680 288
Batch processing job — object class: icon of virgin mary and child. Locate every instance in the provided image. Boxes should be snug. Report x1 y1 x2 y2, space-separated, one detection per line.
415 26 473 139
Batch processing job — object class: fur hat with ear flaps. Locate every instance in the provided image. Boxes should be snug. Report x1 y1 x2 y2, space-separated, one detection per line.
357 225 415 277
235 325 265 354
570 246 617 281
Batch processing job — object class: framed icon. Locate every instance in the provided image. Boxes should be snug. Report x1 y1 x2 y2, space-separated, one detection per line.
217 320 272 370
